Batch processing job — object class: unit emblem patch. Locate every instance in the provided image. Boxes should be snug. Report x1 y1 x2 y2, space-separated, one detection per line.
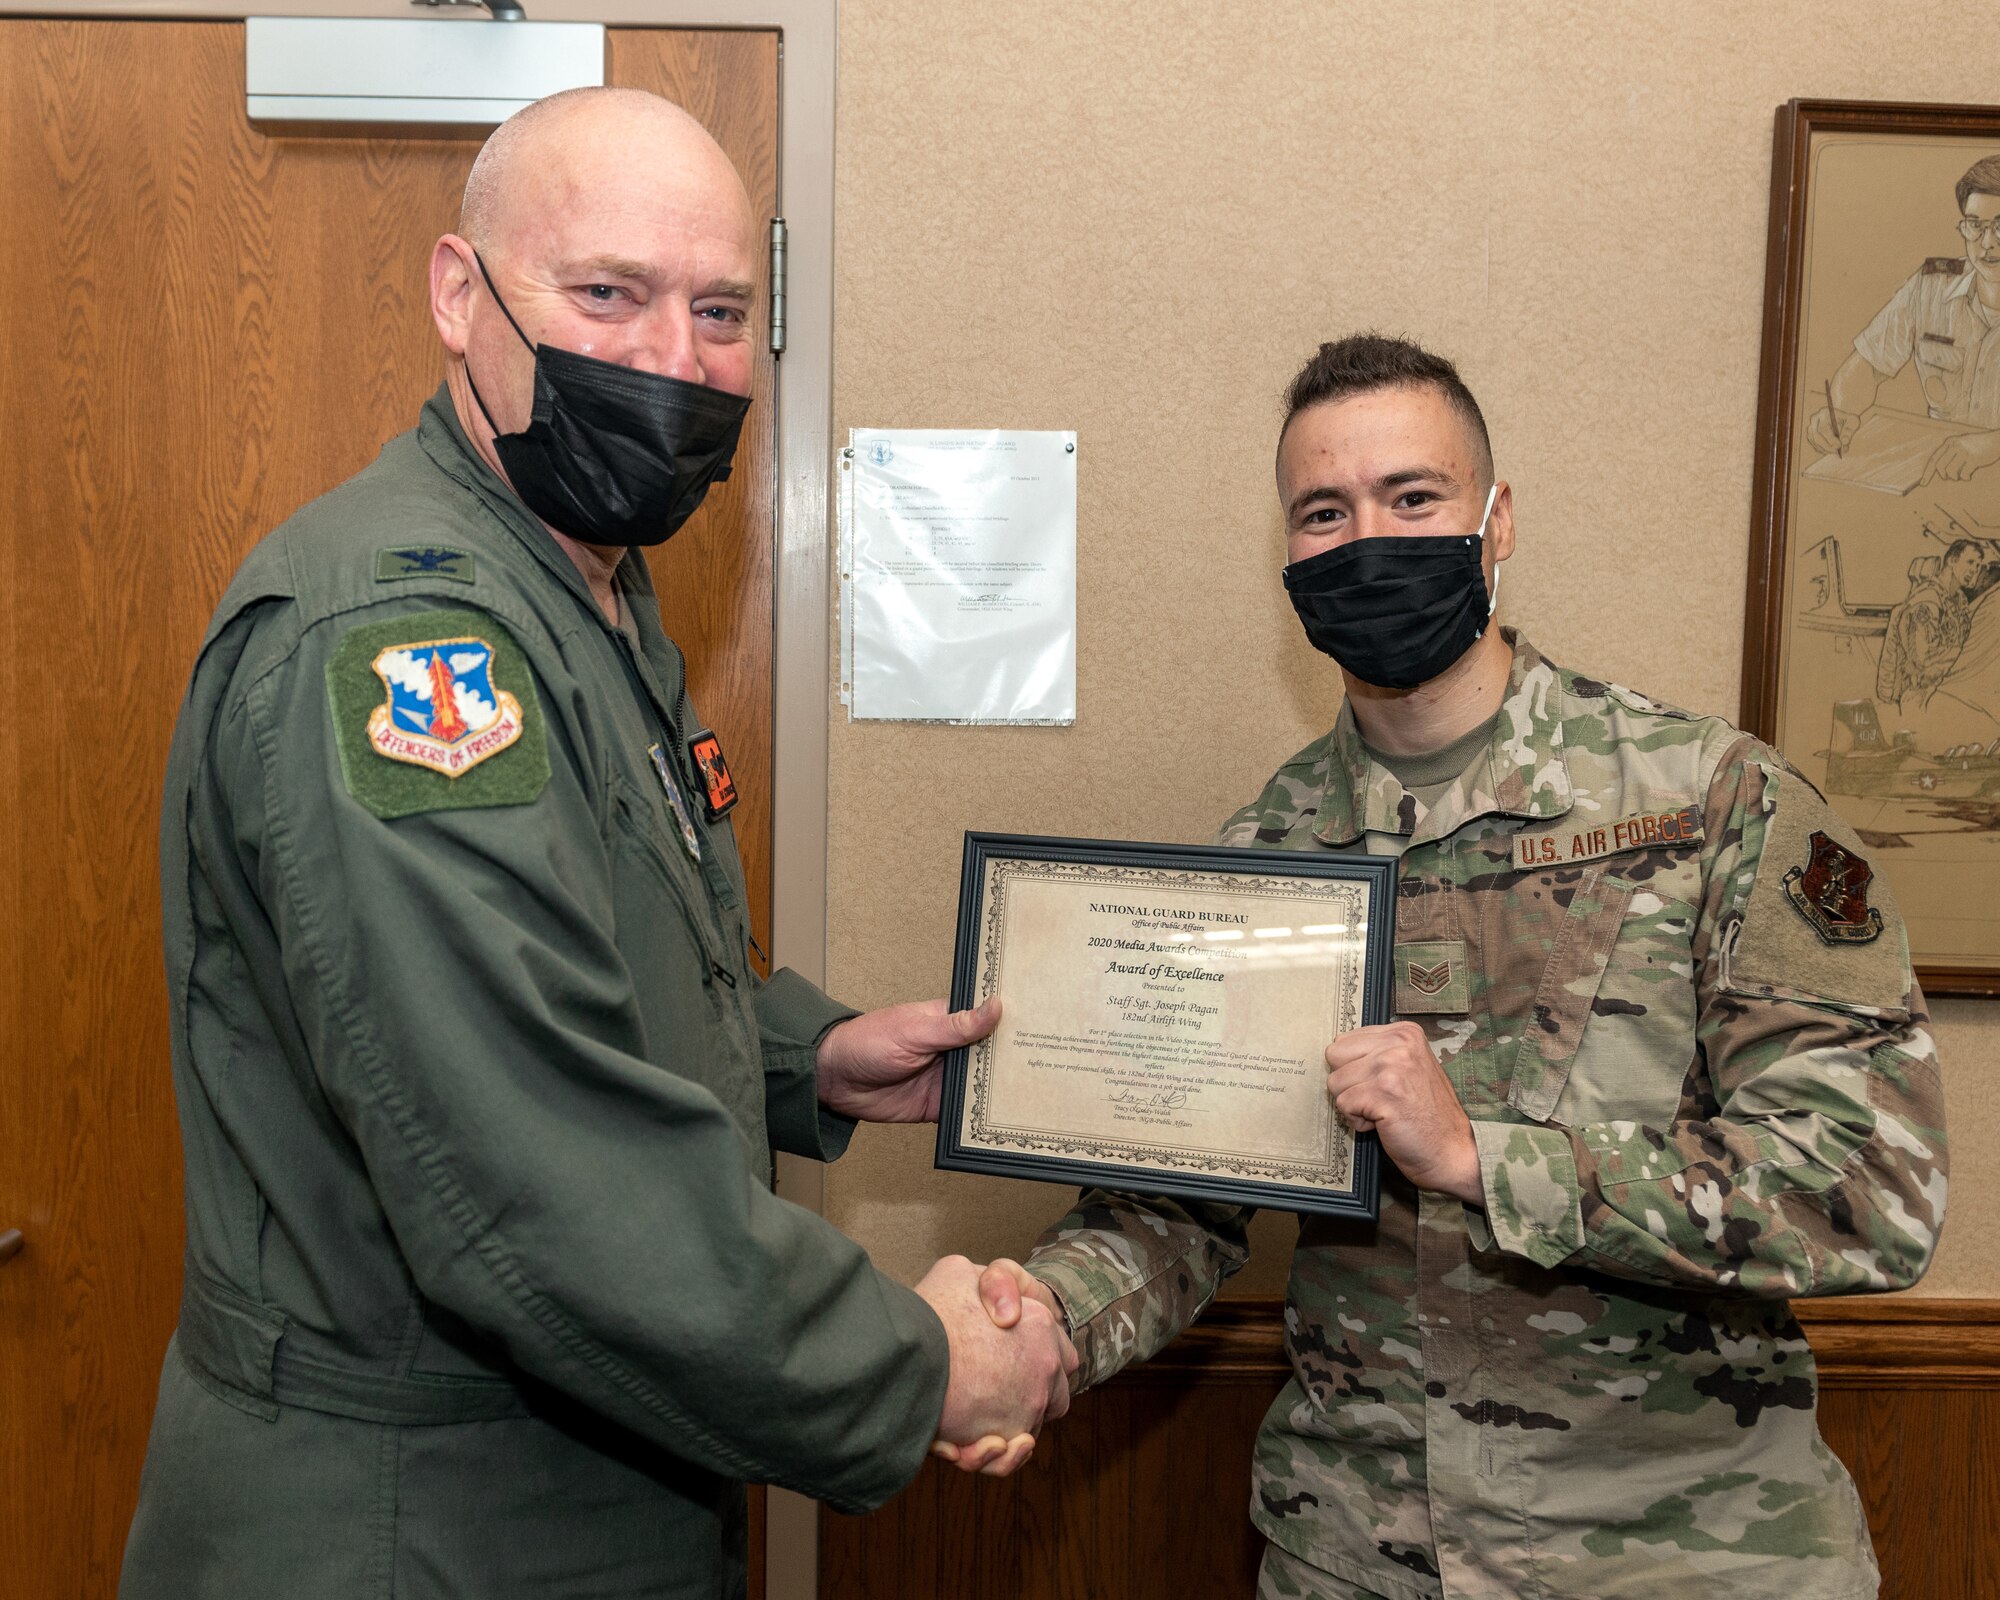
689 730 738 821
1783 830 1884 944
327 609 548 819
365 637 524 778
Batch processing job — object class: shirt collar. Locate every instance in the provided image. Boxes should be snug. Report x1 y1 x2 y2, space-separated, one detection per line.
1311 628 1574 846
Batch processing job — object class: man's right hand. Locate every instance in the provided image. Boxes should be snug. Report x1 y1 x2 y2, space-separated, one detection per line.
1806 404 1860 456
914 1255 1076 1478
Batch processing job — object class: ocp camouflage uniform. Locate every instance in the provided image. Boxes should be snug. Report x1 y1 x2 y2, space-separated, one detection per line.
1025 630 1947 1600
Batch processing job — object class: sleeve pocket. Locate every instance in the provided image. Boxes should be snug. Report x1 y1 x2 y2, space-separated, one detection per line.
1507 865 1635 1122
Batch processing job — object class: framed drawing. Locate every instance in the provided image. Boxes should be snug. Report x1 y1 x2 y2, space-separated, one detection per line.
934 833 1393 1218
1746 98 2000 995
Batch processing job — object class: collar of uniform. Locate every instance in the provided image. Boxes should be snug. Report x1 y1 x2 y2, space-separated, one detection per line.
1309 628 1573 846
415 384 604 618
412 388 689 726
613 553 688 710
1945 267 2000 330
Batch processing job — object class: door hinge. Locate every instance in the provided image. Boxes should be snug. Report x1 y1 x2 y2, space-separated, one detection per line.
769 216 787 357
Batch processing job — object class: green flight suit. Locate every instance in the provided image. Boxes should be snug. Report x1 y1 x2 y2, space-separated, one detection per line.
120 389 948 1599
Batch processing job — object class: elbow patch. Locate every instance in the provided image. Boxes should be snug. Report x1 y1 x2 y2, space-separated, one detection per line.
326 608 550 819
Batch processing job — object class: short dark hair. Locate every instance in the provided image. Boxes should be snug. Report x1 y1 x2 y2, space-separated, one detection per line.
1280 333 1492 478
1946 538 1985 566
1956 155 2000 213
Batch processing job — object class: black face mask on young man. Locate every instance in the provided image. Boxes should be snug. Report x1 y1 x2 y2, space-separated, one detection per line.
1282 485 1500 691
463 252 751 548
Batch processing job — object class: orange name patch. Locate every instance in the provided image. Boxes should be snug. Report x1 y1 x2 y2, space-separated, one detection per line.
1512 804 1702 870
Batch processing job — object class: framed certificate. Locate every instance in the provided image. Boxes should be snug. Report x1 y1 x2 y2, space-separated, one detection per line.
935 833 1394 1218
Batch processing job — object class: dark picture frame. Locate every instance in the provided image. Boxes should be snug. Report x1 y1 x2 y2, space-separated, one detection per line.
934 833 1394 1219
1746 97 2000 996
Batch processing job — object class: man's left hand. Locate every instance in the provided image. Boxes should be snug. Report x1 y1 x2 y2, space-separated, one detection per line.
816 997 1001 1123
1923 429 2000 482
1326 1022 1482 1204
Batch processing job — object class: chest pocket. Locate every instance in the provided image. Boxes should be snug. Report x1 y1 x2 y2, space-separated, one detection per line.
1919 332 1965 373
606 774 765 1143
1918 333 1966 411
1502 858 1699 1128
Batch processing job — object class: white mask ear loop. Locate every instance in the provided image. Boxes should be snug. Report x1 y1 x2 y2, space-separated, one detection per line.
1472 483 1501 629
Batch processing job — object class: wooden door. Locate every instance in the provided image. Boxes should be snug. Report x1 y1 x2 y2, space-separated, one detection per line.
0 21 779 1599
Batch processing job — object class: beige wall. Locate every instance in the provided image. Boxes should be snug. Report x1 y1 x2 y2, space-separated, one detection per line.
823 0 2000 1298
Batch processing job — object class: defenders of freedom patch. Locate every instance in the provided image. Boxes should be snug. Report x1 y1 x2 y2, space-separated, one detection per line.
367 636 523 778
327 609 549 820
1513 804 1702 870
1784 830 1884 944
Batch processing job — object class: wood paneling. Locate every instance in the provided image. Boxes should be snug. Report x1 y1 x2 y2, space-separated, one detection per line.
614 28 780 973
0 21 778 1599
823 1297 2000 1600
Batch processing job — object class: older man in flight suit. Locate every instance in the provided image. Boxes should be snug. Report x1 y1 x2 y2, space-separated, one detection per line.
119 88 1073 1600
978 335 1947 1598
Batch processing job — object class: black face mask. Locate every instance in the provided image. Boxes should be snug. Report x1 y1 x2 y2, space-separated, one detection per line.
464 252 751 548
1282 489 1499 690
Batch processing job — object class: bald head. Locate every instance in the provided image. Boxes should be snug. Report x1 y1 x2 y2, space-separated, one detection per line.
460 87 751 255
430 84 763 489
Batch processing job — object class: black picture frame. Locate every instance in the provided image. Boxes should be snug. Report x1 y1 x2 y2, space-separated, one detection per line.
934 832 1394 1219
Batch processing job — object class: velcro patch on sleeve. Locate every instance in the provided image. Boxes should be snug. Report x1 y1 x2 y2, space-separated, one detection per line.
326 608 549 820
1724 762 1912 1013
1513 804 1702 870
375 545 476 584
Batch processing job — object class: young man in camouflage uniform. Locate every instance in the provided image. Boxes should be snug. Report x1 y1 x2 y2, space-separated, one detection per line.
977 335 1948 1598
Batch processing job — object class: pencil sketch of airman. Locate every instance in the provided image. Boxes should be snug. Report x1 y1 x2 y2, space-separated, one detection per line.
1809 153 2000 483
1876 535 2000 708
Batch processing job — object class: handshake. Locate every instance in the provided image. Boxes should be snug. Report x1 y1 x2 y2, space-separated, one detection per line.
913 1254 1078 1478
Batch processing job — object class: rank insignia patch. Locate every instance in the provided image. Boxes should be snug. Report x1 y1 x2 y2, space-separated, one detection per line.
1407 958 1453 996
375 545 476 584
648 743 703 860
368 637 524 778
1784 830 1884 945
327 609 548 819
688 730 738 820
1394 939 1469 1014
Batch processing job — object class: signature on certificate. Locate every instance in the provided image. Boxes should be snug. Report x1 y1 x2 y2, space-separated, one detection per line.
1106 1086 1190 1111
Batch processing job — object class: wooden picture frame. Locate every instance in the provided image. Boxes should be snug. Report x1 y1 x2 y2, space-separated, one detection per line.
1746 98 2000 996
934 833 1392 1219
